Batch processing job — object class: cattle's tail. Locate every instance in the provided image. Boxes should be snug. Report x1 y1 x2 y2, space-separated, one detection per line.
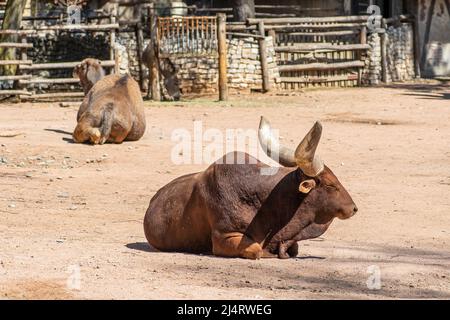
99 103 114 143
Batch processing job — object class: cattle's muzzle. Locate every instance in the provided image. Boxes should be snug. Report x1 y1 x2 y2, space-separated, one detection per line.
338 204 358 220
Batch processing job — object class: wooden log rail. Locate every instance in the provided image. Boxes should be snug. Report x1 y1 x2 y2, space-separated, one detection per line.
275 44 371 53
0 90 32 96
20 60 116 70
277 30 360 37
227 32 264 39
278 61 365 72
19 78 80 85
0 75 31 81
247 15 377 25
0 42 33 48
0 60 32 65
20 92 85 100
280 74 359 83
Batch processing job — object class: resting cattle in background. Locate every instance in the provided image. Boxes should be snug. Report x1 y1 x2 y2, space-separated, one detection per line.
72 58 146 144
144 117 358 259
142 44 181 101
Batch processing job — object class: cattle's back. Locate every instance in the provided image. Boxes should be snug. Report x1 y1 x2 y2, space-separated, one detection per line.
77 74 146 141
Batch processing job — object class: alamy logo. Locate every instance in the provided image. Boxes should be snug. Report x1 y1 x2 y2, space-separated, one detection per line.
366 265 382 290
171 121 280 175
367 5 381 31
67 264 81 290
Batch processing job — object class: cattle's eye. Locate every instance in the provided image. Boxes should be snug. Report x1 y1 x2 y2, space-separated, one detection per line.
325 185 338 191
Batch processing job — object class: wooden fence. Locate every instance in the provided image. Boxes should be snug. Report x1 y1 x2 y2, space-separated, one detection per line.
240 16 376 89
0 15 119 101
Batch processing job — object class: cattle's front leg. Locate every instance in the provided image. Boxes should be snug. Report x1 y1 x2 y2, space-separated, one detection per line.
212 231 263 260
73 123 103 145
278 240 298 259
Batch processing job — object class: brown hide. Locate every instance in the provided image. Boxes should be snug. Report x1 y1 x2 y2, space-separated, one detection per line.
144 152 357 260
73 59 146 144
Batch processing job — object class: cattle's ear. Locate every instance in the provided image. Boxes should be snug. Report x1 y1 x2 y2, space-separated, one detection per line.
299 179 316 194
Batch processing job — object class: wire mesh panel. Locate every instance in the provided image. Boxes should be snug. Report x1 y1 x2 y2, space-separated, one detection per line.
158 16 218 57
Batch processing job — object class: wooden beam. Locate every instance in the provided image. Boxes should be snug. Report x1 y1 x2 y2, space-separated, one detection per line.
21 92 84 100
217 13 228 101
280 30 360 36
247 15 376 25
0 60 32 65
359 25 368 86
420 0 436 71
279 61 365 72
0 74 31 81
412 19 421 78
280 74 359 83
380 19 388 83
21 60 115 70
0 90 31 95
19 78 79 84
136 22 145 88
275 44 371 53
268 23 366 31
148 5 160 101
0 42 33 48
33 24 120 32
258 21 270 92
227 32 264 39
0 29 36 35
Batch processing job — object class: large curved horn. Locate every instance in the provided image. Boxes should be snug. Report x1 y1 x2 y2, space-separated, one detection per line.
294 121 324 177
258 116 297 167
258 116 324 176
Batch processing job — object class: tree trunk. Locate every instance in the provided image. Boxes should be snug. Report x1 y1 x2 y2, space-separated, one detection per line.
232 0 255 22
0 0 27 76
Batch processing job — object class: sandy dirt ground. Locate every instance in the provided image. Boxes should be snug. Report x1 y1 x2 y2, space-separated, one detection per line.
0 82 449 300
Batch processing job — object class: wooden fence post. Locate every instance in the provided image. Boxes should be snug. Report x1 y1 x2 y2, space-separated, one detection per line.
136 22 145 89
358 25 367 86
258 21 270 92
380 18 388 83
109 7 117 75
149 7 161 101
268 29 276 46
217 13 228 101
412 19 421 78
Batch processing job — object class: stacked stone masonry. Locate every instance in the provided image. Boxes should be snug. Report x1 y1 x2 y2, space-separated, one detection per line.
160 36 280 94
362 23 415 85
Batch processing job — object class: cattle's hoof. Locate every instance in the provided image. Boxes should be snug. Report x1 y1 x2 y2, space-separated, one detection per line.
287 242 299 258
88 128 102 144
278 241 294 259
241 243 263 260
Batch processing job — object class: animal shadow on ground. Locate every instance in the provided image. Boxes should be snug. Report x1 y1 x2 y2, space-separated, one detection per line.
44 128 75 143
126 242 159 253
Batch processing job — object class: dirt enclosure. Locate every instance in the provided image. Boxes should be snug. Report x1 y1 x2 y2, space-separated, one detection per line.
0 82 449 299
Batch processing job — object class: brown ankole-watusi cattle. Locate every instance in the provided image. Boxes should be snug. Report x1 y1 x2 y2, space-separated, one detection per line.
72 58 146 144
144 117 358 259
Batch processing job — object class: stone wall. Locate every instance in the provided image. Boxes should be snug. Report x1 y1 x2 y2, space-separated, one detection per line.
362 32 382 85
164 36 280 94
385 23 415 82
362 22 416 85
115 30 149 79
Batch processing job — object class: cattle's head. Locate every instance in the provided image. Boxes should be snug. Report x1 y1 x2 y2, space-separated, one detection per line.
73 58 105 94
258 117 358 220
